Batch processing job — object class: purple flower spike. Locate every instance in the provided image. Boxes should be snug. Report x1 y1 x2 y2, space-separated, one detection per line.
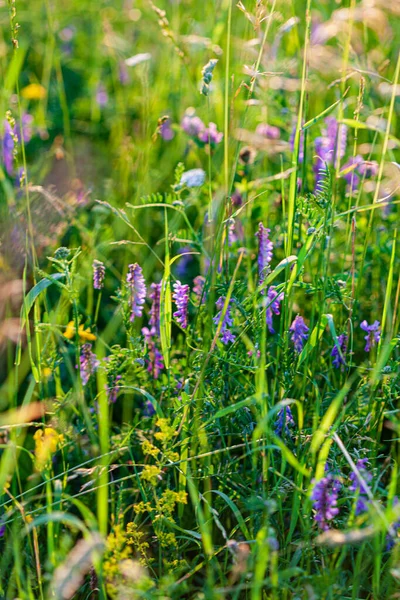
255 223 273 286
349 458 372 515
266 286 284 334
214 296 235 344
360 320 380 352
386 497 400 551
93 260 105 290
256 123 280 140
331 334 347 369
290 316 309 353
79 343 100 386
160 118 174 141
172 281 190 329
193 275 206 305
142 326 163 379
106 374 122 404
311 475 341 531
127 264 146 322
149 282 162 334
274 406 295 437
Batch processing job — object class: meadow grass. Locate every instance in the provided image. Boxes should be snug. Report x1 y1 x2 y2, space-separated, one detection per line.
0 0 399 598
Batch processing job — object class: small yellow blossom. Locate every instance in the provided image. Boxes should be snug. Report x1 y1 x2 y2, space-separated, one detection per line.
140 465 162 485
34 427 64 469
42 367 52 379
21 83 46 100
64 321 96 341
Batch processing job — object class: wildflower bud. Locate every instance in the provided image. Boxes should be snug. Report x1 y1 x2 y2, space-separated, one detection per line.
92 260 105 290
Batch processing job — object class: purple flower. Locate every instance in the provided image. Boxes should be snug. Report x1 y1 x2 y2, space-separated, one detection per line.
127 264 147 322
142 326 163 379
213 296 235 344
314 117 347 190
144 399 156 416
149 282 162 334
106 374 122 404
79 343 100 386
331 333 347 369
255 223 273 286
175 247 193 278
2 121 15 176
289 123 305 163
290 315 309 353
358 161 379 178
96 84 108 107
266 286 284 334
256 123 280 139
172 281 190 329
197 122 223 145
193 275 206 305
180 168 206 188
360 320 381 352
349 458 372 515
92 260 105 290
228 219 243 245
0 522 5 538
181 110 206 137
386 497 400 551
341 155 363 191
274 406 295 437
160 118 174 141
311 475 341 530
231 189 243 207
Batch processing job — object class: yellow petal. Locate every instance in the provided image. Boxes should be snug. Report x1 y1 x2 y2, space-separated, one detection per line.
21 83 46 100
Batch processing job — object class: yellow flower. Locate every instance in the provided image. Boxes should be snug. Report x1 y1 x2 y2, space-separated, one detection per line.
64 321 96 341
34 427 64 469
42 367 52 379
21 83 46 100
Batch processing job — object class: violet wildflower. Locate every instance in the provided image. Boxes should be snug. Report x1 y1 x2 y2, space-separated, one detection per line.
331 334 347 369
96 84 108 107
290 315 309 353
79 343 100 386
172 281 190 329
175 247 193 278
149 282 162 334
314 117 347 190
160 118 174 141
142 326 163 379
255 223 273 286
349 458 372 515
360 320 381 352
197 122 223 145
341 155 363 191
181 110 206 137
106 374 122 404
2 120 16 176
127 263 147 322
358 161 379 178
193 275 206 305
92 260 105 290
386 497 400 551
311 475 341 531
213 296 235 344
256 123 280 140
274 406 295 437
0 523 5 538
265 286 284 334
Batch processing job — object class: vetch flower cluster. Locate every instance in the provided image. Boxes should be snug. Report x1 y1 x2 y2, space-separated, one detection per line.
214 296 235 344
92 260 105 290
311 475 341 531
331 334 347 368
172 281 190 329
255 223 273 286
127 263 147 322
181 108 223 147
349 458 372 515
79 343 100 386
360 320 380 352
149 282 162 334
142 327 163 379
274 406 295 437
266 286 284 334
290 316 309 353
